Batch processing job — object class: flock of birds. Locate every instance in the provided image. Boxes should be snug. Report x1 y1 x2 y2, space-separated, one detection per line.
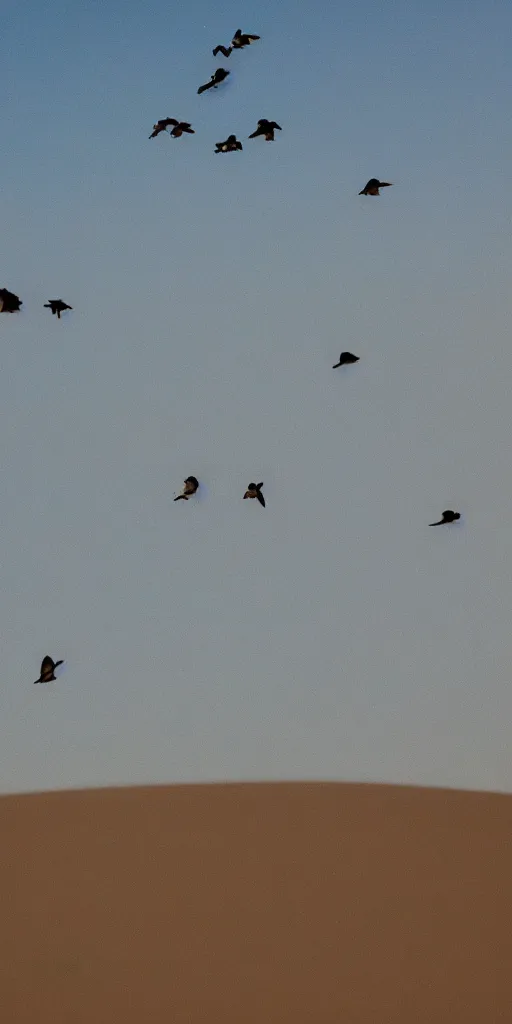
3 25 461 686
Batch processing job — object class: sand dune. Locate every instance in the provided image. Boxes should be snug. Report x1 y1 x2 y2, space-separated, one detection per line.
2 782 510 1023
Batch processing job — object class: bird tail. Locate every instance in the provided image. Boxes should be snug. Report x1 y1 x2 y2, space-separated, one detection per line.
429 521 442 526
332 362 341 369
174 495 188 501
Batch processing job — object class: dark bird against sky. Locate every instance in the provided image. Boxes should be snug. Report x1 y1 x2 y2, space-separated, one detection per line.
174 476 199 501
359 178 393 196
429 510 461 526
332 352 359 368
44 299 72 319
197 68 230 94
34 655 64 684
213 29 260 58
215 134 243 153
149 119 195 139
248 119 282 142
0 288 22 313
244 482 265 508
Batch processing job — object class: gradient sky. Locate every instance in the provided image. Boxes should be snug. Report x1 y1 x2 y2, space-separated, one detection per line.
1 0 512 794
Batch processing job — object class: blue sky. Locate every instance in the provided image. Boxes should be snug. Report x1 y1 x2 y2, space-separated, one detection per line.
1 0 512 793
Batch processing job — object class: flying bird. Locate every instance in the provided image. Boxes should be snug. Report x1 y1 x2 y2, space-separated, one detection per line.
244 482 265 508
0 288 22 313
34 655 64 684
333 352 359 368
213 29 260 57
44 299 72 319
198 68 230 94
174 476 199 501
248 119 282 141
149 118 195 139
429 510 461 526
215 134 243 153
359 178 393 196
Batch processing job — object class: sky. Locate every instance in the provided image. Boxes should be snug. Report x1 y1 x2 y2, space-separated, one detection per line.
1 0 512 794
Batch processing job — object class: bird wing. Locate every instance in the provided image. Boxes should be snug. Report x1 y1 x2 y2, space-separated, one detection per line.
247 34 260 41
197 82 211 94
249 128 264 138
256 491 266 507
38 655 55 681
256 482 264 490
232 29 242 40
270 122 282 130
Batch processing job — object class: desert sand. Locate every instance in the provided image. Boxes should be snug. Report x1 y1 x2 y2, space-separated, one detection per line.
1 781 511 1023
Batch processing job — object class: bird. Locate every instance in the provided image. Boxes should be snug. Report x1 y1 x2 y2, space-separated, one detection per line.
244 482 265 507
213 29 260 57
215 135 243 153
149 118 195 139
34 655 64 684
429 510 461 526
198 68 230 94
174 476 199 501
333 352 359 368
44 299 72 319
359 178 393 196
0 288 22 313
248 119 282 141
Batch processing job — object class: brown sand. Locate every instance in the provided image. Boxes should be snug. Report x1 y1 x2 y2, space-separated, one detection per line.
1 782 510 1023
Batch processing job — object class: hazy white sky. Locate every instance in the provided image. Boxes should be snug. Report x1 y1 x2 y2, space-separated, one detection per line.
1 0 512 793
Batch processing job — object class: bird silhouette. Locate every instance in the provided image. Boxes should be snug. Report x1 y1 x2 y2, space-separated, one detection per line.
248 119 282 141
149 118 195 139
213 29 260 57
0 288 22 313
198 68 230 94
215 134 243 153
174 476 199 501
333 352 359 368
44 299 72 319
34 655 64 684
429 510 461 526
359 178 393 196
244 482 265 507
